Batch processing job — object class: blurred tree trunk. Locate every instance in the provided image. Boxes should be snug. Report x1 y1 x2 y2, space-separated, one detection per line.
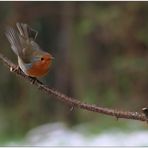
54 2 78 125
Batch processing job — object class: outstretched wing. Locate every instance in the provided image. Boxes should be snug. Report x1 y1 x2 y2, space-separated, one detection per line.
6 23 42 63
16 22 38 40
5 27 23 57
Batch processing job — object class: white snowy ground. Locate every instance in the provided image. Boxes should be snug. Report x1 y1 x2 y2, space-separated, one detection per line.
8 122 148 146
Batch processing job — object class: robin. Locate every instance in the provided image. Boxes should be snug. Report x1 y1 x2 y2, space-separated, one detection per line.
5 22 54 77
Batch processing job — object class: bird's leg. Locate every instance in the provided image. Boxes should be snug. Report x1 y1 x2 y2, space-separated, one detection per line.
29 76 38 84
10 65 37 84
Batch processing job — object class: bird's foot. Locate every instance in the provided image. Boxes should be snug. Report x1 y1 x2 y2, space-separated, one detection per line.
29 76 37 84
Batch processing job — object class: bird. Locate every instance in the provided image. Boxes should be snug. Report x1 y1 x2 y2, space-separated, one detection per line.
5 22 54 77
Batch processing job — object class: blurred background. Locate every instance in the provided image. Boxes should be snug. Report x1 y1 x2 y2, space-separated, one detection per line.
0 1 148 146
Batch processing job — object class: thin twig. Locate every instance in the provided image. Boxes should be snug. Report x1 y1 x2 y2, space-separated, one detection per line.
0 52 147 122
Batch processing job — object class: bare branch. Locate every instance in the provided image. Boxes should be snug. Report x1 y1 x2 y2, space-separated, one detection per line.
0 52 147 122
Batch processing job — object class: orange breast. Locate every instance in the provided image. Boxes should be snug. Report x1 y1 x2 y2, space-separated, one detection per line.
27 55 52 77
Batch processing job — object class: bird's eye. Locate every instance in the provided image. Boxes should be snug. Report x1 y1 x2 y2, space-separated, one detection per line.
41 57 44 61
